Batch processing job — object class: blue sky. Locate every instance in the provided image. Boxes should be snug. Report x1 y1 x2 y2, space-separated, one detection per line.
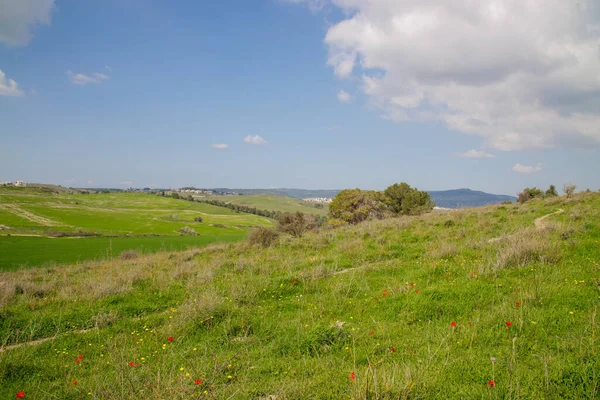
1 0 599 195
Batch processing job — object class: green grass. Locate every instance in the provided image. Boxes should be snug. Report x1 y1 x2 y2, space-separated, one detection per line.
0 192 599 398
0 235 243 271
0 189 272 268
211 194 328 216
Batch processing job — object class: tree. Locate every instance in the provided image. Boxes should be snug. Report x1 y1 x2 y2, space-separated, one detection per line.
563 183 576 197
171 192 180 199
545 185 558 197
401 189 435 215
186 195 194 201
383 182 434 215
383 183 412 213
517 187 544 203
277 212 317 237
329 189 391 224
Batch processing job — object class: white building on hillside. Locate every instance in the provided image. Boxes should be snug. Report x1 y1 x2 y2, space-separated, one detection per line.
15 180 26 187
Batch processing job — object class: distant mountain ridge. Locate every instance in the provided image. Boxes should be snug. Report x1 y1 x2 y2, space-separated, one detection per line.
211 188 516 208
428 189 516 208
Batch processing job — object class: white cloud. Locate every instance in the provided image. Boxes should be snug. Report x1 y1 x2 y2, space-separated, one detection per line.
457 149 495 159
337 90 351 103
0 0 54 46
512 163 543 174
105 66 112 72
0 69 24 96
212 143 229 149
321 0 600 151
280 0 327 12
244 135 268 145
67 70 110 85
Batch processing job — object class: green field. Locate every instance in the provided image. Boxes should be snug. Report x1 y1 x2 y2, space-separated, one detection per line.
0 188 272 269
210 194 328 216
1 192 598 398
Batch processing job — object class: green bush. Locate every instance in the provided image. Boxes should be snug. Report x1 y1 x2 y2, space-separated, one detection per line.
329 189 391 224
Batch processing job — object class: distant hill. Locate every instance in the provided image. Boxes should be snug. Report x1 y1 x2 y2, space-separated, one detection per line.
211 188 342 199
211 188 516 209
429 189 516 208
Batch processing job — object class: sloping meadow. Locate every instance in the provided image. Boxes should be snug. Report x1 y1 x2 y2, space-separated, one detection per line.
1 193 599 398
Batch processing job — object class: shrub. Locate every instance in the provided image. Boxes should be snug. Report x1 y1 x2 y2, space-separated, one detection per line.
517 187 544 203
545 185 558 197
277 212 317 237
171 192 180 199
247 227 279 248
194 216 203 223
563 183 577 197
119 249 139 260
323 218 348 229
177 226 198 236
329 189 392 224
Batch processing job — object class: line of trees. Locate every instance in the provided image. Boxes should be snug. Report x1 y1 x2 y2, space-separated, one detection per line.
198 199 327 226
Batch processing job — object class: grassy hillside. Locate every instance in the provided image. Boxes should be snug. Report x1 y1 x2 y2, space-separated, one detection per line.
0 192 599 398
0 188 272 269
210 194 328 216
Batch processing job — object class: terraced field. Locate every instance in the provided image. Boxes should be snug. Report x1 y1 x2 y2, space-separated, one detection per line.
0 188 272 270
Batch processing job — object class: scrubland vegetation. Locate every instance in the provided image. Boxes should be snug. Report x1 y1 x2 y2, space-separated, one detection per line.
1 191 598 398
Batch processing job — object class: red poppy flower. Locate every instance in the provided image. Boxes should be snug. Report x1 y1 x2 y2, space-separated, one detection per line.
129 361 135 367
391 347 396 352
73 381 77 385
410 283 416 287
369 330 374 335
488 380 495 387
382 293 387 297
78 355 83 359
290 279 298 285
415 290 419 293
468 321 473 326
451 321 457 328
16 392 25 399
349 372 356 381
195 379 203 385
75 359 80 363
505 321 513 327
375 297 379 302
168 336 174 342
515 302 521 307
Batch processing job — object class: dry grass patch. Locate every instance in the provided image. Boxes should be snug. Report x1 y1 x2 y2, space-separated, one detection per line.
493 227 561 270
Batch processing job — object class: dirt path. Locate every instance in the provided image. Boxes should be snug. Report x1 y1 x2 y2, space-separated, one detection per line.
0 328 97 353
0 203 62 226
534 208 564 229
488 208 564 243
